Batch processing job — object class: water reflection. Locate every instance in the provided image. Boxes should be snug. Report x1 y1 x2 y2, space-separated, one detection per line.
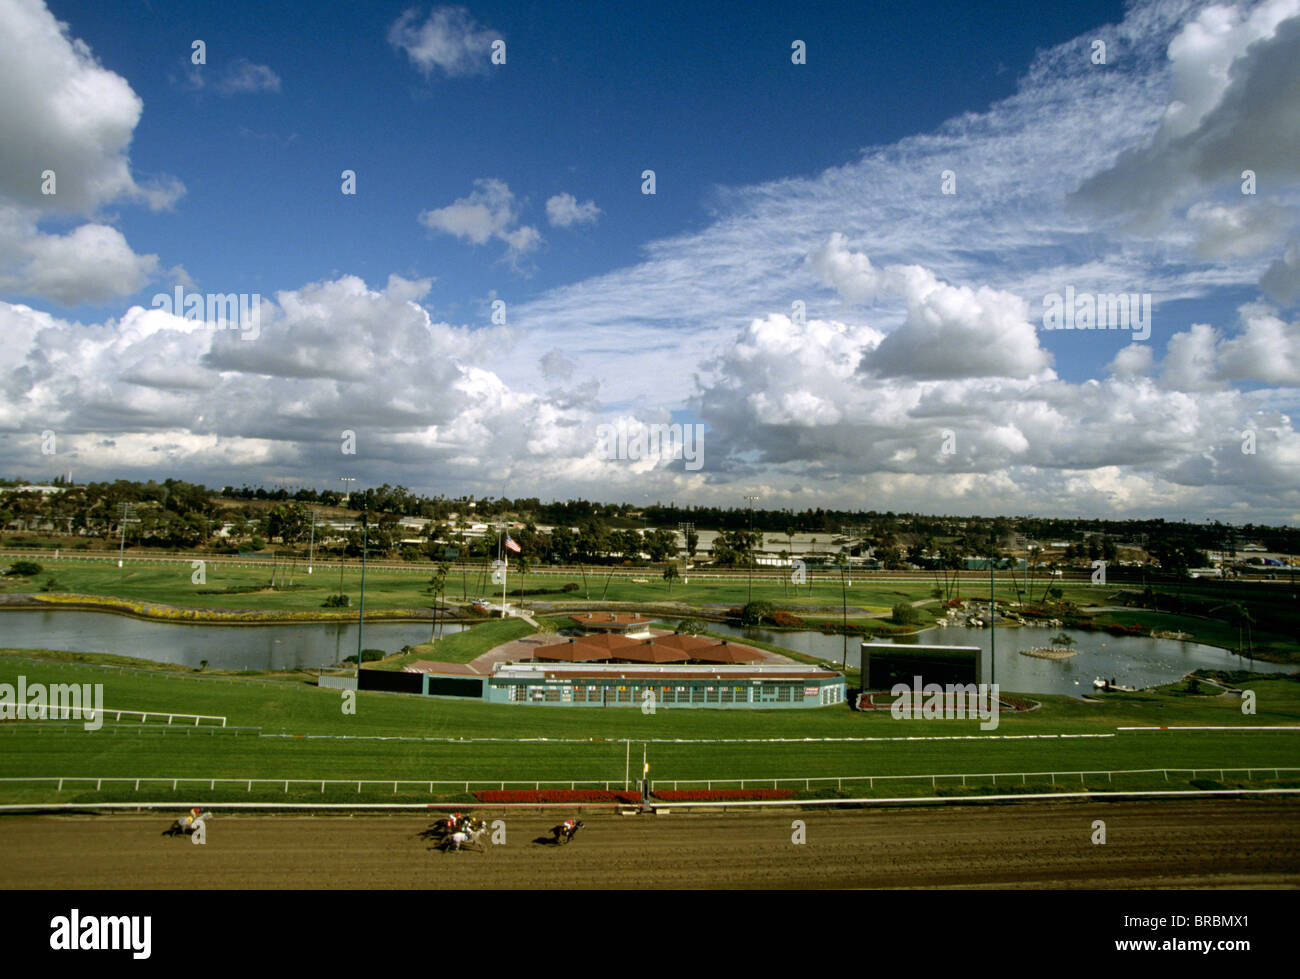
0 609 464 671
709 621 1295 696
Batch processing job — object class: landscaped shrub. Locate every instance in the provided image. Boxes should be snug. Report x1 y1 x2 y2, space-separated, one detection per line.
740 600 776 625
770 610 806 627
561 582 579 592
342 649 385 665
891 602 923 625
6 560 43 576
322 594 350 608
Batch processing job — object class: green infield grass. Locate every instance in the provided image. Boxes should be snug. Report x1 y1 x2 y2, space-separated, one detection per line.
2 648 1296 806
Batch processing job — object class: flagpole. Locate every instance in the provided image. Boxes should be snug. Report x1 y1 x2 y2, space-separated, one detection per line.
501 528 508 617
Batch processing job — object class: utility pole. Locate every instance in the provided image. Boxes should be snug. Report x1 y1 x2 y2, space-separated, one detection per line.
744 496 759 602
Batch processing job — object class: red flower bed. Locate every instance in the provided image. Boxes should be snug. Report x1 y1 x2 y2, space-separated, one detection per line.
770 610 806 627
1106 622 1150 636
653 789 794 801
475 789 641 804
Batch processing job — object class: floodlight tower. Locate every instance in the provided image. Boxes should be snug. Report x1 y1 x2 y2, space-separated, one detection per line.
677 521 695 567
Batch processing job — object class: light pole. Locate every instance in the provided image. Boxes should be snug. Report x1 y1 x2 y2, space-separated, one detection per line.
356 512 368 679
306 510 317 574
116 503 139 569
840 563 849 670
338 477 354 597
989 531 997 688
744 496 759 603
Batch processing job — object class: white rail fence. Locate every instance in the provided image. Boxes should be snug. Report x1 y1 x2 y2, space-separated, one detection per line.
0 706 226 727
3 766 1296 797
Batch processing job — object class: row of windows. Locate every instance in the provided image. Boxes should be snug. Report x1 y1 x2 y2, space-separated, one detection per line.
821 685 844 705
503 681 840 705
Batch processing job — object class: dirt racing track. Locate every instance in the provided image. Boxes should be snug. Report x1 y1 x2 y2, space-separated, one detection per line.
2 799 1298 889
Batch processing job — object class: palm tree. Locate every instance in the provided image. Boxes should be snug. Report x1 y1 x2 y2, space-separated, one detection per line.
517 555 531 610
428 561 450 642
1211 602 1254 657
663 563 680 595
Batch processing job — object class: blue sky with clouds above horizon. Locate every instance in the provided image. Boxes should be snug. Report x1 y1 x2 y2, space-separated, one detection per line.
1 0 1298 522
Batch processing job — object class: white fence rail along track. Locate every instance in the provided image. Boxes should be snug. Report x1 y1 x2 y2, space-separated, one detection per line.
3 788 1300 814
3 766 1296 797
0 705 225 727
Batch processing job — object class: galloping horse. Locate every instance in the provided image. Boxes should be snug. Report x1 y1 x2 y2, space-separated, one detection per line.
551 818 583 845
162 807 208 837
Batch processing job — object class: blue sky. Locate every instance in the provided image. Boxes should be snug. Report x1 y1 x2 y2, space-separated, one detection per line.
1 0 1298 521
48 0 1128 322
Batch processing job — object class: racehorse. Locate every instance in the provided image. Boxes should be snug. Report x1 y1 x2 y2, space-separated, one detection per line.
162 807 208 837
441 821 486 852
430 812 485 840
551 818 583 845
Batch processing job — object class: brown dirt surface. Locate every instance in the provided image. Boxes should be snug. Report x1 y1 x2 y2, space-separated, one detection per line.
1 799 1297 889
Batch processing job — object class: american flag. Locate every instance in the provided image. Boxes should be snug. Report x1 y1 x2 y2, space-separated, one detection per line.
505 534 521 553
